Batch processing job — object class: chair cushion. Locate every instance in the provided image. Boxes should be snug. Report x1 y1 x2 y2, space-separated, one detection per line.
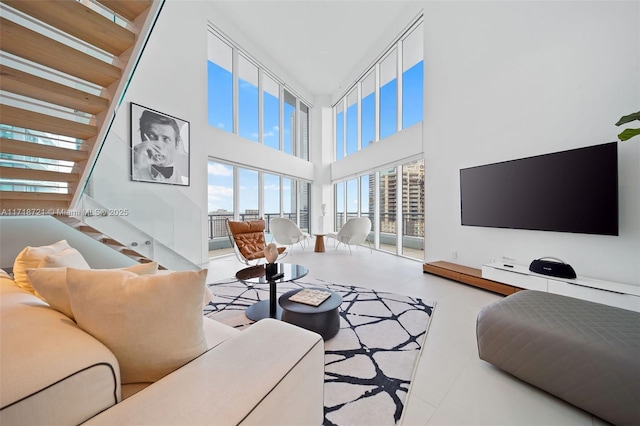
66 268 209 384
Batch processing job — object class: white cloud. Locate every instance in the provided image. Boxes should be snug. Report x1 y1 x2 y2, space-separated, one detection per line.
208 162 233 176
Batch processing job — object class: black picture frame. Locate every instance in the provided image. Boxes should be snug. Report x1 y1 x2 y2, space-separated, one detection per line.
130 103 190 186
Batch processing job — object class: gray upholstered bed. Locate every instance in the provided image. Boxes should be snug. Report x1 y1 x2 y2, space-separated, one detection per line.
477 290 640 426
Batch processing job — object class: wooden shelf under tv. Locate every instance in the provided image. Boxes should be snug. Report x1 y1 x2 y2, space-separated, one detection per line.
422 261 518 296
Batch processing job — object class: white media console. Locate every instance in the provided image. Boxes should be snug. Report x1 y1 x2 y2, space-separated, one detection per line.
482 262 640 312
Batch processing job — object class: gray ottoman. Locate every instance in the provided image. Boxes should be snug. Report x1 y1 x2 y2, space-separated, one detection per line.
477 290 640 426
279 288 342 340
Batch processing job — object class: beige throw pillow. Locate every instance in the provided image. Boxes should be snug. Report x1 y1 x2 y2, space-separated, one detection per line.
66 268 208 384
12 240 71 294
37 247 91 269
28 262 159 320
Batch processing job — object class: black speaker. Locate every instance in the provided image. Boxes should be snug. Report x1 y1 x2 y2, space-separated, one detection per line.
529 257 576 279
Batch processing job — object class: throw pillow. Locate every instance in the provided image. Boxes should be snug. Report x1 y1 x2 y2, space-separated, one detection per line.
28 262 159 320
13 240 71 294
66 268 208 384
37 247 91 269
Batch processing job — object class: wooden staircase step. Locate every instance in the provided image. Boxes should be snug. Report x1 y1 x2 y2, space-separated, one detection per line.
0 105 98 140
0 165 79 183
0 17 121 87
0 191 71 211
120 248 143 257
94 0 153 22
3 0 136 56
77 225 101 234
0 138 89 163
101 237 125 246
0 66 110 115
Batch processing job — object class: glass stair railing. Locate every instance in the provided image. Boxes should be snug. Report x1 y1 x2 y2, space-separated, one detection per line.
78 130 203 271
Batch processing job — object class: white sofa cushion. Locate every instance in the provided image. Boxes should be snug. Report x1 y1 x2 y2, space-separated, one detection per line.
12 240 70 294
66 268 209 384
27 262 159 320
0 278 121 426
84 319 325 426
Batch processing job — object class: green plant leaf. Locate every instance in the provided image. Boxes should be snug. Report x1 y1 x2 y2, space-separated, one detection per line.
618 128 640 141
615 111 640 126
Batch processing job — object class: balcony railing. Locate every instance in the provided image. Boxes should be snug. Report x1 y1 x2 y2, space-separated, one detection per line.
335 212 424 237
207 212 309 240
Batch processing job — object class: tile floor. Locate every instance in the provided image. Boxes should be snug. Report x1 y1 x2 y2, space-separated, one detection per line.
205 238 609 426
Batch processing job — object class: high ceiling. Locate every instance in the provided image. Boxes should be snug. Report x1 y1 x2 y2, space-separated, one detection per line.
210 1 421 98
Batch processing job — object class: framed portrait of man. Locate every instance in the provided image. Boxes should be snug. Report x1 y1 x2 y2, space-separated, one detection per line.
130 103 190 186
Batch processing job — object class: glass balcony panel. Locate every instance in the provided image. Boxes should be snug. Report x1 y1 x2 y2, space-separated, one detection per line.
401 159 424 260
379 167 397 253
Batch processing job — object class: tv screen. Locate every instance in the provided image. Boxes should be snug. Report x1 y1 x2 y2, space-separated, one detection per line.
460 142 618 236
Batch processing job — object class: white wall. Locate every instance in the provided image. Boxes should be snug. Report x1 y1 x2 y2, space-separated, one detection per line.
89 1 317 266
421 1 640 285
89 0 639 285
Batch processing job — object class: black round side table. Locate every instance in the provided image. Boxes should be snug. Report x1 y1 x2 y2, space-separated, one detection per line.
278 288 342 340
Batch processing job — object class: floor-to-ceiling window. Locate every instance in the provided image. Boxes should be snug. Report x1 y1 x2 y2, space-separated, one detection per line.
206 26 314 256
207 28 310 160
263 74 280 150
299 181 310 233
333 18 423 160
332 159 423 258
335 102 345 160
401 159 424 259
379 167 397 253
361 72 376 149
346 89 358 155
379 49 398 140
206 161 234 246
206 35 233 132
329 16 424 259
346 178 358 220
402 24 424 130
238 168 259 220
335 181 345 230
361 174 374 245
207 160 311 255
264 173 280 224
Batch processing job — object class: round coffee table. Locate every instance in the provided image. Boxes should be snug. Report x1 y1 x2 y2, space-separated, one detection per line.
236 263 308 321
278 288 342 340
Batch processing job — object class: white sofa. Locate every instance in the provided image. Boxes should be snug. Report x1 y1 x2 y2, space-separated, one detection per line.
1 262 324 425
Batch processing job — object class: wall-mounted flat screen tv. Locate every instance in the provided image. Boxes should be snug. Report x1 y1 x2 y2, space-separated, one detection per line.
460 142 618 236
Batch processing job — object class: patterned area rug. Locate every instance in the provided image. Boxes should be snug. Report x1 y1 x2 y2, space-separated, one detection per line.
205 277 435 426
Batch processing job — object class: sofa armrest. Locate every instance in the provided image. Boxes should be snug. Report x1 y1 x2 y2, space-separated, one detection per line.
84 319 325 425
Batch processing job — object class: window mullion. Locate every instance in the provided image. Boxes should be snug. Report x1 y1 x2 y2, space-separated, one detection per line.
232 48 239 135
374 64 380 143
279 85 284 151
396 41 403 133
357 82 362 151
258 69 264 144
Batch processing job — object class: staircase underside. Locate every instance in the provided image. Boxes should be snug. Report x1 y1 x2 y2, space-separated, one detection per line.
53 213 167 269
1 0 155 211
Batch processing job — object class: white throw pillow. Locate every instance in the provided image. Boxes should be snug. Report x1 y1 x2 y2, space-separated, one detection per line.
37 247 91 269
66 268 209 384
28 262 159 320
12 240 71 294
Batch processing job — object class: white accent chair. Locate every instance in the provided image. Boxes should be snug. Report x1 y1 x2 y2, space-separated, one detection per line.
269 217 311 250
326 217 372 254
